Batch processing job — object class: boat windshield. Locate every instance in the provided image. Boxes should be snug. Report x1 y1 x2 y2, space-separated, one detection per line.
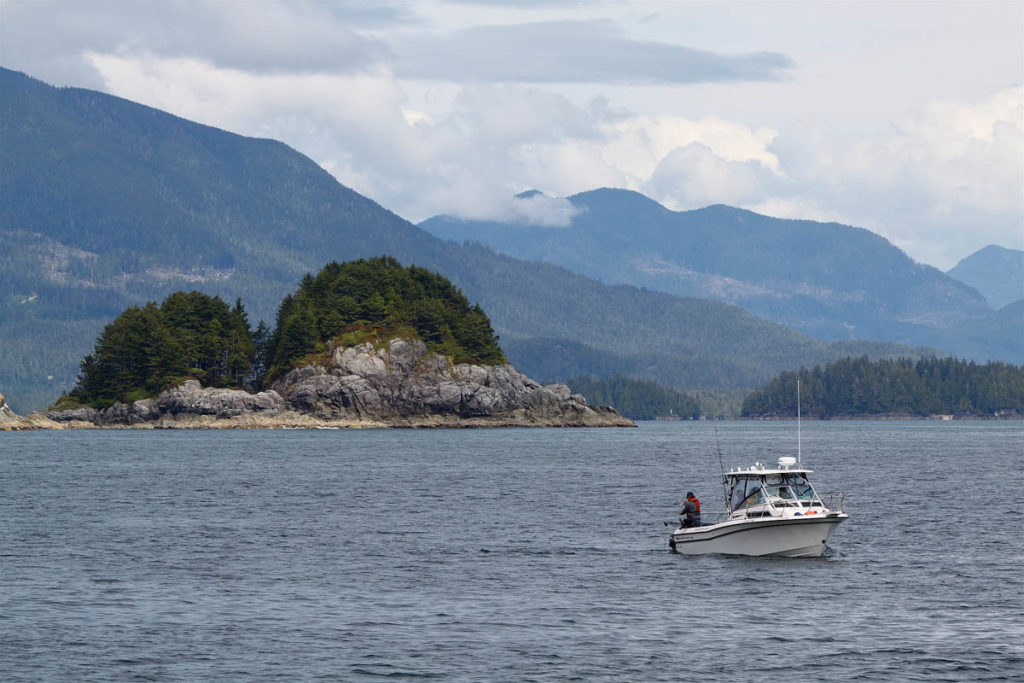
729 472 821 512
764 473 817 503
730 477 765 511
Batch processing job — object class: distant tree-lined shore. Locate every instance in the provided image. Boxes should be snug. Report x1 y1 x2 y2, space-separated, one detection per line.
742 356 1024 418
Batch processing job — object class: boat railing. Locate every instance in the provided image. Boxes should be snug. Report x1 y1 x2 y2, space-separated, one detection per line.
764 492 845 514
822 492 846 513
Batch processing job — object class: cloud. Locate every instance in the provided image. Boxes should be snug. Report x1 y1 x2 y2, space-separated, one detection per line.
645 142 783 209
3 3 792 89
0 0 399 87
62 47 1024 270
448 192 583 227
598 114 782 187
393 19 794 84
174 2 391 73
769 87 1024 267
452 85 599 142
445 0 591 5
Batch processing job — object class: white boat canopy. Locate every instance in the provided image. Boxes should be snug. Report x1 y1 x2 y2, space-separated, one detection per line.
724 457 824 513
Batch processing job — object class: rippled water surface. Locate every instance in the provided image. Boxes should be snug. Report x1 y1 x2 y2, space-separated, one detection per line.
2 421 1022 681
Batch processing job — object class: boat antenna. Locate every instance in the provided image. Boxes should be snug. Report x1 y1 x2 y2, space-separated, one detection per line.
713 419 725 478
797 376 802 467
713 418 728 510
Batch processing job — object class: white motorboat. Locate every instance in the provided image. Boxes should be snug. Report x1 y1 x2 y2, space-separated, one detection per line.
669 455 848 558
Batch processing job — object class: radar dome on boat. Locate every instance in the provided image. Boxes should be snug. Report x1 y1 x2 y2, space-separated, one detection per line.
778 456 797 468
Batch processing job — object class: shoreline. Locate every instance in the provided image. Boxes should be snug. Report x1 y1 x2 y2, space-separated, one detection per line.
6 413 1019 431
2 410 636 431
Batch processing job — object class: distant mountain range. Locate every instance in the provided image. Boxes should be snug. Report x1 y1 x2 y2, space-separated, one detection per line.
946 245 1024 310
0 67 931 410
421 190 1021 363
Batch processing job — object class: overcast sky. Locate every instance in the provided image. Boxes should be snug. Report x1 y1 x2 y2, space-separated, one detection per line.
2 0 1021 269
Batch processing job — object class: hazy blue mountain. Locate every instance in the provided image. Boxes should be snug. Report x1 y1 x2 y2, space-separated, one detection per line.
0 67 925 411
947 245 1024 310
421 189 1018 362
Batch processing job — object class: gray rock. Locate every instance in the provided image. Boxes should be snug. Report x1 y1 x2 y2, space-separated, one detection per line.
44 338 633 428
46 379 284 424
157 380 284 417
270 338 630 425
45 406 102 423
0 391 17 422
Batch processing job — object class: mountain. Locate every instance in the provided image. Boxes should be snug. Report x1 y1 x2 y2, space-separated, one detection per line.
0 67 922 411
421 189 1019 362
947 245 1024 310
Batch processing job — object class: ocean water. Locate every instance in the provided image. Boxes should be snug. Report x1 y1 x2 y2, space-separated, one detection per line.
1 421 1021 681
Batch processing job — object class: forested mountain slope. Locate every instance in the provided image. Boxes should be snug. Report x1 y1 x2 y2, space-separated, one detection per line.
0 67 922 410
421 189 1017 362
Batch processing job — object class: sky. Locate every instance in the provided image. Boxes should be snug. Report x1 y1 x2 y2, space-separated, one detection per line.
1 0 1021 270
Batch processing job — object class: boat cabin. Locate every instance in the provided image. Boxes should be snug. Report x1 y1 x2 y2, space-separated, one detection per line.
724 456 828 519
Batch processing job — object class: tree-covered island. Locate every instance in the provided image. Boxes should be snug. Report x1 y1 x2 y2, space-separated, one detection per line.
742 356 1024 418
57 257 507 409
44 257 636 428
263 257 505 385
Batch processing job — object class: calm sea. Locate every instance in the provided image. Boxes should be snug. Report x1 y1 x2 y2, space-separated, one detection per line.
1 421 1021 681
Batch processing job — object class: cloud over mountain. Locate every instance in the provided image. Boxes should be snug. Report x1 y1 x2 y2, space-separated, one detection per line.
392 20 795 84
2 0 1020 269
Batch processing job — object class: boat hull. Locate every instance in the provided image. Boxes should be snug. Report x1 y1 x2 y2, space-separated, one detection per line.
670 514 847 558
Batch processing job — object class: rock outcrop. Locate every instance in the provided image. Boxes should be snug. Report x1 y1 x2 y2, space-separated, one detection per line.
42 339 634 428
0 391 60 430
270 338 631 426
45 382 286 427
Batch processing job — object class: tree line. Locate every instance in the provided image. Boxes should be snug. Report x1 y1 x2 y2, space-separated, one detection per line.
61 257 505 408
566 375 700 420
264 257 504 384
741 356 1024 418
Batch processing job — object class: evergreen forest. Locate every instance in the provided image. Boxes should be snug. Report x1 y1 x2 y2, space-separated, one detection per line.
263 257 505 382
566 375 700 420
61 258 506 408
64 292 255 408
742 356 1024 418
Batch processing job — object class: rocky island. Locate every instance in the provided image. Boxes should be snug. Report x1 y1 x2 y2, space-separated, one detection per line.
29 258 632 429
41 338 631 428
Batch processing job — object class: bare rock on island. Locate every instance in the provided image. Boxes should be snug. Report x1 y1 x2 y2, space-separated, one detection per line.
272 338 630 425
42 339 633 428
1 391 61 430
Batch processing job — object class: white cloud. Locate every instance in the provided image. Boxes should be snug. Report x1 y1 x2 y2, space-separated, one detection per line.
890 88 1023 215
446 192 582 226
452 85 599 142
393 19 794 84
81 48 1022 270
0 0 399 88
770 87 1024 267
645 142 782 209
594 114 783 200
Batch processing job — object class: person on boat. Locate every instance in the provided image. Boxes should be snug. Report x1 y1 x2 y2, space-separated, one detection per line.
680 491 701 528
